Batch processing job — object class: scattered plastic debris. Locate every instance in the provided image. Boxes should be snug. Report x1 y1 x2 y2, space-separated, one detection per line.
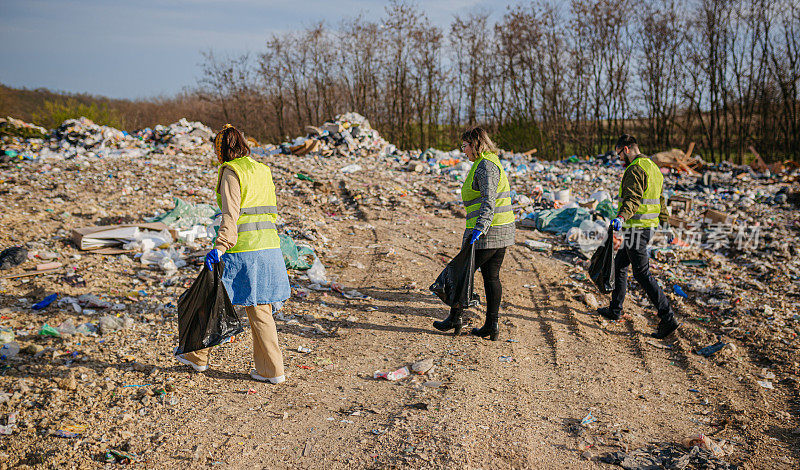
374 366 410 381
580 412 597 426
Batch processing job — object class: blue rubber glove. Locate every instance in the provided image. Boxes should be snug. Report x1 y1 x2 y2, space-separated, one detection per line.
469 229 482 245
610 217 623 231
204 249 221 271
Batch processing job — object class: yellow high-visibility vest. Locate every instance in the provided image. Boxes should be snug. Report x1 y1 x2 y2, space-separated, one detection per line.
461 152 515 229
620 156 663 229
216 156 280 252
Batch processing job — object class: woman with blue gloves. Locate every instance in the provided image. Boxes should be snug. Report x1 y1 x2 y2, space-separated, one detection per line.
433 127 516 340
175 124 290 383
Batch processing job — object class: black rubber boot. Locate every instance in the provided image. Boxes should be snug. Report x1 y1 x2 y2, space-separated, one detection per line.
652 316 679 339
597 307 622 321
433 310 463 336
471 313 499 341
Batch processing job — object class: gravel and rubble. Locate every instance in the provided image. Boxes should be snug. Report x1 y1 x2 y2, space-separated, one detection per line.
0 115 797 468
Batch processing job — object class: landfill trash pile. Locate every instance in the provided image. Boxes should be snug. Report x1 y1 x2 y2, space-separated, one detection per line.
0 117 48 140
0 112 798 468
0 117 214 163
132 118 213 155
252 112 398 159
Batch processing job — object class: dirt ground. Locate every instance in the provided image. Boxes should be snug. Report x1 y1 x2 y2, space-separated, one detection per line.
0 152 797 469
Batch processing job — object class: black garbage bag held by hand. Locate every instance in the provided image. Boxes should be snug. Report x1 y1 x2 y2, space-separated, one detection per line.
430 242 479 309
588 227 616 294
176 261 244 355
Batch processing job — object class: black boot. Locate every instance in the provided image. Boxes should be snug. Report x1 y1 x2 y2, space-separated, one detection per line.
597 307 621 321
433 310 463 336
471 313 498 341
652 316 679 339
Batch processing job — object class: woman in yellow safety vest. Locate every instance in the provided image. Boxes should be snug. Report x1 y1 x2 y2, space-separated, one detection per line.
175 125 290 383
433 127 516 341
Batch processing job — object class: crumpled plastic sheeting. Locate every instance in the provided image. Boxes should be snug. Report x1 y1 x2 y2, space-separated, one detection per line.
147 198 217 230
524 207 592 234
279 234 315 270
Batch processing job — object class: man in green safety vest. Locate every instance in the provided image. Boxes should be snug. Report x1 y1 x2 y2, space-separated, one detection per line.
597 134 679 339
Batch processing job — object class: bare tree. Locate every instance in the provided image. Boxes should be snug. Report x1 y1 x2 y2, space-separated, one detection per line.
635 0 687 150
409 18 445 149
450 11 491 125
191 0 800 161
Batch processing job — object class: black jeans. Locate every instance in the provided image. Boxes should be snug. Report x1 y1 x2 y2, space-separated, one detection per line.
610 229 672 319
451 247 506 318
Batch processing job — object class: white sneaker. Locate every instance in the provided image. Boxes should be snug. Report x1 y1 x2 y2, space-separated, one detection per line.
250 369 285 384
175 354 208 372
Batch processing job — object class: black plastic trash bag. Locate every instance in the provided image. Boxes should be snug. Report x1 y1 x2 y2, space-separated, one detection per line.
0 246 27 270
588 227 615 294
176 262 244 355
429 243 479 309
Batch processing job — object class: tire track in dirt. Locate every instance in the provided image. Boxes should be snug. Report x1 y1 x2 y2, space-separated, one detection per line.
504 247 685 468
668 329 715 385
531 270 586 341
515 246 592 343
340 216 791 468
559 303 586 339
520 248 699 416
358 226 381 287
583 277 660 375
623 320 654 374
458 245 572 468
508 247 560 368
593 285 675 377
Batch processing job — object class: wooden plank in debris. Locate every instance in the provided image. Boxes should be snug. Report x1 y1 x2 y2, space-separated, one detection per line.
89 248 134 255
748 146 767 172
1 268 61 279
683 142 695 161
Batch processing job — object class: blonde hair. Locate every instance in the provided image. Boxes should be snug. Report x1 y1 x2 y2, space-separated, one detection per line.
461 127 497 155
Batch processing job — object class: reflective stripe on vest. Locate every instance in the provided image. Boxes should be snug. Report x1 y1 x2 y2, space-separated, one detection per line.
461 152 515 229
237 220 277 232
465 204 513 221
240 205 278 215
619 156 663 229
463 191 512 207
215 156 280 252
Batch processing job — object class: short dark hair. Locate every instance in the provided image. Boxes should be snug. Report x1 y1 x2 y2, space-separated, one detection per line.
216 126 250 162
615 134 637 150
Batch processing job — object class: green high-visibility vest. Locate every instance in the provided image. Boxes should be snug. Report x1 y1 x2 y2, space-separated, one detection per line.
620 156 663 229
216 156 280 252
461 152 515 229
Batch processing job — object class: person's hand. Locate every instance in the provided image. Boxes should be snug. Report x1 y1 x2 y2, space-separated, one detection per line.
469 229 482 245
204 249 221 271
666 230 675 244
610 217 623 231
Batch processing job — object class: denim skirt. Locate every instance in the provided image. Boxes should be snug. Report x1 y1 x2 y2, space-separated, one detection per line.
220 248 290 307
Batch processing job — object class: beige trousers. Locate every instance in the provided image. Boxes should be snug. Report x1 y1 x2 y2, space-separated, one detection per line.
184 304 285 378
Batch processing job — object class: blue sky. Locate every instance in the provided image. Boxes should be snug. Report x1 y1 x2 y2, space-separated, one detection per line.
0 0 500 99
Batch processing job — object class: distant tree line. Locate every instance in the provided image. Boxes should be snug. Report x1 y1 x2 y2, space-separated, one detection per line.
3 0 798 163
196 0 800 163
0 84 211 134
